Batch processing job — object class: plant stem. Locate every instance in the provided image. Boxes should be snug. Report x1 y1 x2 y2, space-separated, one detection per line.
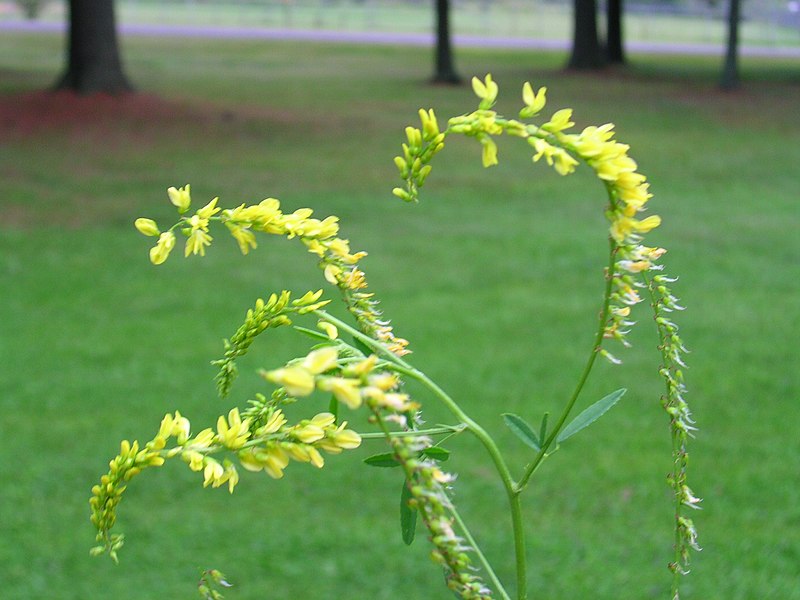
450 502 513 600
315 309 528 599
516 235 618 492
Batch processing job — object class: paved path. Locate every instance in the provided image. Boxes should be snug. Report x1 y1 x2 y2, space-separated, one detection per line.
3 20 800 58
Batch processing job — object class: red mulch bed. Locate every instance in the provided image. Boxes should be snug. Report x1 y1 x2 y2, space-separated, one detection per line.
0 90 195 138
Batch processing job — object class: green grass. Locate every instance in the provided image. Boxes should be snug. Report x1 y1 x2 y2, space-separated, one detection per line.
2 33 799 599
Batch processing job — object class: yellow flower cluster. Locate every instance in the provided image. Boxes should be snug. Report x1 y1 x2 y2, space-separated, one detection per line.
90 396 362 561
136 187 409 358
392 75 668 360
211 290 327 398
263 346 416 413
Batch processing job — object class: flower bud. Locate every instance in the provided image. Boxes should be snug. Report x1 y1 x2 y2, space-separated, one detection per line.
134 218 160 237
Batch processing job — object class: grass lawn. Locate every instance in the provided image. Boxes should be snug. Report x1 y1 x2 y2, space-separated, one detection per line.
1 32 799 599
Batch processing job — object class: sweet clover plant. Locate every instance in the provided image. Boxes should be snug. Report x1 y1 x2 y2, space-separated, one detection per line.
91 76 700 599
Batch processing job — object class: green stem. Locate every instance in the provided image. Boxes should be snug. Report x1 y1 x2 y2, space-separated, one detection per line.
369 397 512 600
315 309 528 599
450 502 513 600
516 235 619 493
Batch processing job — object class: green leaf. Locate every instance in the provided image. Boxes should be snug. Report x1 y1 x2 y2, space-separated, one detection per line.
502 413 541 451
421 446 450 462
400 480 417 545
557 388 627 443
539 412 549 448
363 452 401 468
328 395 339 422
352 335 374 357
292 326 330 341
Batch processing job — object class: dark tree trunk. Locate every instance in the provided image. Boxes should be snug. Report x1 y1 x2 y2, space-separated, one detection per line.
720 0 740 90
56 0 133 94
568 0 605 70
432 0 461 84
606 0 625 64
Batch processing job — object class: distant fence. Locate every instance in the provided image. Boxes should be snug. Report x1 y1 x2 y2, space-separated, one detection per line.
3 0 798 45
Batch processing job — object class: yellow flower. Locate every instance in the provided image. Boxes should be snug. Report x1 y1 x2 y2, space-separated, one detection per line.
182 450 205 472
224 460 239 493
306 446 325 468
167 185 191 213
265 366 315 397
553 148 579 176
263 446 289 479
189 428 216 450
318 377 362 410
149 231 176 265
216 408 251 450
256 409 287 435
542 108 575 133
471 74 499 108
134 218 160 237
323 264 341 284
184 228 212 257
595 154 637 182
228 225 257 255
349 354 377 377
302 346 339 375
530 137 555 165
310 412 336 429
418 108 440 140
291 423 325 444
520 82 547 118
317 320 338 340
203 457 225 488
281 208 314 238
156 411 191 444
480 136 499 168
618 260 652 273
197 197 220 220
368 372 399 391
331 424 361 450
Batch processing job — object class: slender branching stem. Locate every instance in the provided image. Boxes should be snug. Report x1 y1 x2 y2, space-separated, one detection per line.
314 309 528 599
516 233 619 493
450 502 513 600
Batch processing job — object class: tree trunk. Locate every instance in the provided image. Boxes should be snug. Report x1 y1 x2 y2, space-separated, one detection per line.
568 0 605 70
55 0 133 94
720 0 740 90
432 0 461 84
606 0 625 64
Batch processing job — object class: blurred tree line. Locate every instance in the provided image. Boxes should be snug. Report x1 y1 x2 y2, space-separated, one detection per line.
54 0 751 94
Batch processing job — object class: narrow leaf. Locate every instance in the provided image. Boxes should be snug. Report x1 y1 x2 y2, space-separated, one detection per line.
539 412 549 448
502 413 541 451
421 446 450 462
363 453 402 468
400 480 417 545
292 326 329 341
328 395 339 422
352 335 374 357
557 388 627 443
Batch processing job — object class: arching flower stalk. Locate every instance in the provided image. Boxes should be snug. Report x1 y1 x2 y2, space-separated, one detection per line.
392 74 700 590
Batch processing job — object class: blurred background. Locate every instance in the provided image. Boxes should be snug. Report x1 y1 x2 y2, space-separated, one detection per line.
1 1 798 599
